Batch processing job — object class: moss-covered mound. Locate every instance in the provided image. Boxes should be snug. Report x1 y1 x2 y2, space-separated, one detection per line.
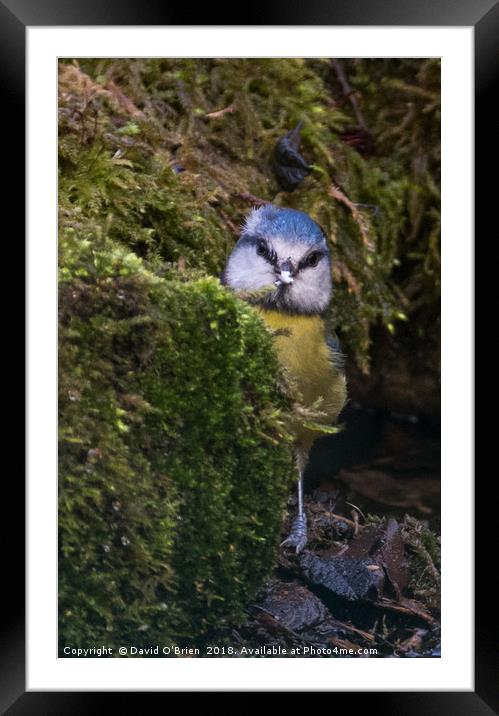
58 233 294 650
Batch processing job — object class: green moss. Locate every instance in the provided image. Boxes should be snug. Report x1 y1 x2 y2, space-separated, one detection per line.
401 516 441 609
58 233 294 650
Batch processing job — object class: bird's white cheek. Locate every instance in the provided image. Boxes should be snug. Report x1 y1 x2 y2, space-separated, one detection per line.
288 273 331 312
225 251 275 290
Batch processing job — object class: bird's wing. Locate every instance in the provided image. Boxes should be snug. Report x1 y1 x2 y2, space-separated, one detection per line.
326 331 346 373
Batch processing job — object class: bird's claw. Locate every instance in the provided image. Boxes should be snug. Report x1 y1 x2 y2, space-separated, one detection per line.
281 513 308 553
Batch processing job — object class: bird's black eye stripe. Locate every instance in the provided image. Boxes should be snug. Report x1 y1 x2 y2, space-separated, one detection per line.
255 239 278 266
300 251 323 269
256 239 268 257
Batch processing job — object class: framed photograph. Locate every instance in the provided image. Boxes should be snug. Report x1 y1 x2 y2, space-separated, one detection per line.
7 0 491 709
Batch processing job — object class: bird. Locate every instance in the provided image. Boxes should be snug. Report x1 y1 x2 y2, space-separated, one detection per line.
272 121 311 192
222 204 347 552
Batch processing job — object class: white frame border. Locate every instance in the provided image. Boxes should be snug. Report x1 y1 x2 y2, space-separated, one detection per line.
27 26 473 691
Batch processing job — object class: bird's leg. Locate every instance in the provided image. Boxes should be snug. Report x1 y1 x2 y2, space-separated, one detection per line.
281 450 308 553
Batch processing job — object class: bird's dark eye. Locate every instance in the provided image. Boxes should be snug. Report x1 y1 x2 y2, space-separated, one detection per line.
307 251 321 267
256 240 268 257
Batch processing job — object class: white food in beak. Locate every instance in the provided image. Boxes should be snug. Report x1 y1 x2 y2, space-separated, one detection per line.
278 270 294 285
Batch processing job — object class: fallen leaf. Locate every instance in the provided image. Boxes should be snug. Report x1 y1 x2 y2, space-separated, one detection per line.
254 580 328 632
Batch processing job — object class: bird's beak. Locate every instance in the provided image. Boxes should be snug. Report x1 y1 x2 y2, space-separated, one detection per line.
274 258 295 286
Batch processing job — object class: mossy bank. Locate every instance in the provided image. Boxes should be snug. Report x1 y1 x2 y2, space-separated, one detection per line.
59 234 294 651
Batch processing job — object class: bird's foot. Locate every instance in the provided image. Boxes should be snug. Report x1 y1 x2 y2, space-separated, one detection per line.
281 513 308 554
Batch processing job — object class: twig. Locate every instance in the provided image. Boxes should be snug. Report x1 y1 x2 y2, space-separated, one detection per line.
219 209 239 236
205 104 236 119
353 203 380 217
329 184 374 249
234 191 270 207
351 509 360 535
331 512 356 528
346 501 366 523
106 80 144 118
331 59 367 131
373 597 436 625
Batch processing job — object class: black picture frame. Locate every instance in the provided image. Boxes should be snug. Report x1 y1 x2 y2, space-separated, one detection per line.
7 0 491 710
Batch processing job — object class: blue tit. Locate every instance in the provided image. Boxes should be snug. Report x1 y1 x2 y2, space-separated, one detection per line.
222 204 347 552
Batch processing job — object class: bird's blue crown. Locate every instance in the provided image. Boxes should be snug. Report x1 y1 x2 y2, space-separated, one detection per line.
243 205 326 247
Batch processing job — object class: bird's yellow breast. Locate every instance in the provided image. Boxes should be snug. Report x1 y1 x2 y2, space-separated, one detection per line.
257 308 347 450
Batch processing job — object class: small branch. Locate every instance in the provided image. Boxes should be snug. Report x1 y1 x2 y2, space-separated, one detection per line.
329 184 374 250
331 59 367 132
346 501 366 523
233 192 270 208
219 209 239 236
205 104 236 119
106 80 144 118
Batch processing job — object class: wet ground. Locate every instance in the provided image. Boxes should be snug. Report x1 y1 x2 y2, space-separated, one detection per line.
226 403 441 658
